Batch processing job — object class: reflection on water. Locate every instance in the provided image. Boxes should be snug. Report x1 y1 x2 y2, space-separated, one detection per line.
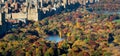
45 35 64 43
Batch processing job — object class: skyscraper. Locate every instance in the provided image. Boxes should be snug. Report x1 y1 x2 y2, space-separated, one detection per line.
5 1 8 8
14 2 18 10
1 0 5 3
0 13 2 25
40 0 43 8
44 0 49 4
62 0 67 8
0 4 1 9
0 13 5 25
51 0 55 5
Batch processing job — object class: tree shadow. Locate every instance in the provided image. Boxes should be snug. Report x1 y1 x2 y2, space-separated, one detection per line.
38 2 81 20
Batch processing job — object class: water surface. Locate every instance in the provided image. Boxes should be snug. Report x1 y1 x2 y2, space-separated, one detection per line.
45 35 64 43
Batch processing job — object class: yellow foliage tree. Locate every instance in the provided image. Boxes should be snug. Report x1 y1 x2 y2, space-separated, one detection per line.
26 52 31 56
35 48 42 56
67 32 71 37
76 22 80 28
58 30 62 38
72 40 86 47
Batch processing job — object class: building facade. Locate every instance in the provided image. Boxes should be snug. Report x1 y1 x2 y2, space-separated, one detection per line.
0 13 6 37
28 8 38 21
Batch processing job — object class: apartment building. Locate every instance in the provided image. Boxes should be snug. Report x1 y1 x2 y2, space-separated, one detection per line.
0 12 6 36
0 13 5 25
28 8 38 21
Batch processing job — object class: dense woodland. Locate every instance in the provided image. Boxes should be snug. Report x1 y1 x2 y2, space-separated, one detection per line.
0 8 120 56
90 0 120 11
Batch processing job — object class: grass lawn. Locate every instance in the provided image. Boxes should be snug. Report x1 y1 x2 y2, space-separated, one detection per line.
113 19 120 24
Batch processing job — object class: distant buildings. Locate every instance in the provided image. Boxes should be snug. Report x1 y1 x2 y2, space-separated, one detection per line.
0 12 6 36
89 0 94 3
62 0 67 8
0 13 2 25
0 0 99 37
1 0 7 3
40 0 43 8
12 13 27 22
0 13 5 25
0 4 1 10
28 8 38 21
0 0 99 22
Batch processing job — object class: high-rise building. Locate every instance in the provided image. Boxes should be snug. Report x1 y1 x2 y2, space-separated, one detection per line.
78 0 83 5
25 0 28 2
14 0 16 2
40 0 43 8
51 0 55 5
1 0 7 3
68 0 71 5
5 1 8 8
57 0 62 4
0 0 2 3
14 3 18 10
28 0 32 8
44 0 49 4
95 0 99 2
82 0 88 5
28 0 38 9
28 8 38 21
62 0 67 8
0 13 2 25
0 13 5 25
0 12 6 36
9 0 13 3
89 0 94 3
0 4 1 9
